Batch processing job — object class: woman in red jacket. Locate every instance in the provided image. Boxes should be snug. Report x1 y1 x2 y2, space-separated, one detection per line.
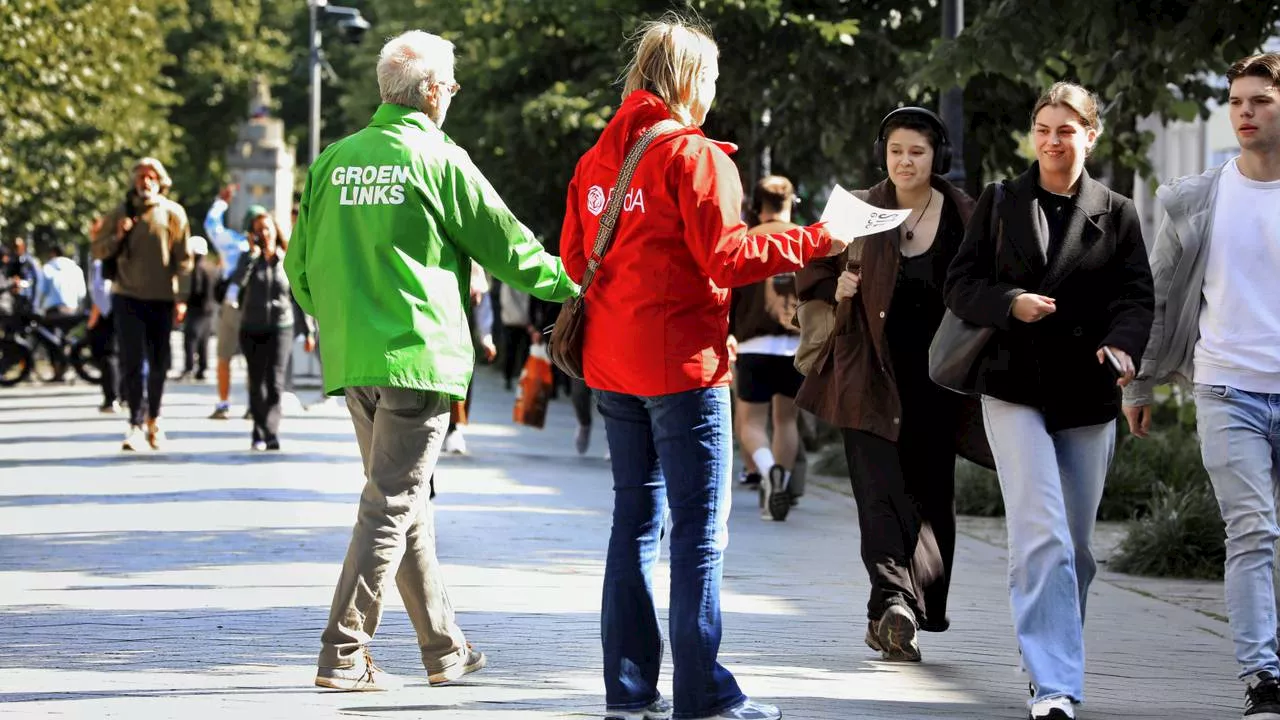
560 15 848 720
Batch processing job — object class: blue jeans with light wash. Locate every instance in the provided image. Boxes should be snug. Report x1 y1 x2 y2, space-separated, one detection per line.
981 396 1116 706
1194 384 1280 682
596 386 746 720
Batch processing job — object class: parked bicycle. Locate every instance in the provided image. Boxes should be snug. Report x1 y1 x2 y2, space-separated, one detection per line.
0 312 98 387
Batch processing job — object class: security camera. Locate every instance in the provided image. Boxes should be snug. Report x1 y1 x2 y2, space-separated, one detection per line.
336 14 370 43
324 6 370 44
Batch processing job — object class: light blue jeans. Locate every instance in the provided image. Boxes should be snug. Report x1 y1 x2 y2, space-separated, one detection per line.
1194 384 1280 682
981 396 1116 706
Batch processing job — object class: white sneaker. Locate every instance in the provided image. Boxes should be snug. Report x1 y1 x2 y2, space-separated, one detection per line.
442 429 467 455
1029 696 1075 720
606 696 673 720
315 650 403 692
692 699 781 720
121 425 145 451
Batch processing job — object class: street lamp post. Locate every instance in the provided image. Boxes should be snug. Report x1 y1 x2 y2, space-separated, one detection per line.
306 0 370 166
940 0 967 186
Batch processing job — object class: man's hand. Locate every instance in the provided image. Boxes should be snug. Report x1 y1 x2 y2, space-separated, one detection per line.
481 335 498 363
1122 404 1152 438
218 184 237 203
1098 345 1136 387
116 217 134 239
175 302 188 324
528 326 544 345
834 270 861 302
1011 293 1056 323
727 334 738 364
304 335 316 353
87 306 101 330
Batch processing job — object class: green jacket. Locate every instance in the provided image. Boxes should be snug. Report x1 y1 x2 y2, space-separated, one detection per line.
285 103 577 399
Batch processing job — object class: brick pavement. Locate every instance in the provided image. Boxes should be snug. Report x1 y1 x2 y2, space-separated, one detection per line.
0 368 1245 719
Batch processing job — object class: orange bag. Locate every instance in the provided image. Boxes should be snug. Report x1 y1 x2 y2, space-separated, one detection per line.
513 345 553 429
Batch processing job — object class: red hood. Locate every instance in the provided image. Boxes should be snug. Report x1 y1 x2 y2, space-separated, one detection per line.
596 91 736 168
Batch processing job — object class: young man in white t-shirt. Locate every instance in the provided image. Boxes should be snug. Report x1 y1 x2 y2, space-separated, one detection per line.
1124 53 1280 720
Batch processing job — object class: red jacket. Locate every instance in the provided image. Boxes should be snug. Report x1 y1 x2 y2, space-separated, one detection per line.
561 91 832 396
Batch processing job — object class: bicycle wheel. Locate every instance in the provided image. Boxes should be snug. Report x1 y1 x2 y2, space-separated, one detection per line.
0 339 32 387
70 338 102 383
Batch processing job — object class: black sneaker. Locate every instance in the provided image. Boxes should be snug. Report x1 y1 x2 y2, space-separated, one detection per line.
761 464 791 521
1245 671 1280 719
738 470 761 487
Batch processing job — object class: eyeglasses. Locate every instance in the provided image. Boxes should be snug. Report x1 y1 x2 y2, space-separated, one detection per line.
436 80 460 97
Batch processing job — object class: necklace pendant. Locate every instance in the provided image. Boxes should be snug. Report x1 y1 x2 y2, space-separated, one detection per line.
905 231 914 241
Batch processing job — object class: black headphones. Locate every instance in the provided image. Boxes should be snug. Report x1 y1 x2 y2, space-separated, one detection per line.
873 106 953 176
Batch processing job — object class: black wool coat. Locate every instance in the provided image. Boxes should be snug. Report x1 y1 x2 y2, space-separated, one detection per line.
943 164 1155 432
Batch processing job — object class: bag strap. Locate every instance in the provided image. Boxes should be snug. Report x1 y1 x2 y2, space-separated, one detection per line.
578 119 683 294
990 181 1005 261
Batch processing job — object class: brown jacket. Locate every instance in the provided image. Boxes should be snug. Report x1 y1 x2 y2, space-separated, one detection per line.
729 220 801 343
92 195 192 302
795 176 992 467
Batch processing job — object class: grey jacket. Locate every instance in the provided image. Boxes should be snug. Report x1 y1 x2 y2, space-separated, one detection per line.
1123 163 1224 406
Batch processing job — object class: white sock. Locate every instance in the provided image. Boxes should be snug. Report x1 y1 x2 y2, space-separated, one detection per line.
751 448 776 475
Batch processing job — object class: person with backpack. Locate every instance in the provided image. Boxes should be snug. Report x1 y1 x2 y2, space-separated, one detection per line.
795 106 989 663
90 157 192 451
729 175 807 521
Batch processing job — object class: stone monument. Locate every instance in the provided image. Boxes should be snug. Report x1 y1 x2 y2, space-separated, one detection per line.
225 77 296 237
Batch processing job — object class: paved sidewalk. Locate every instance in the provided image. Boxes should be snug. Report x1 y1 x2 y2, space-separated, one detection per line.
0 368 1243 719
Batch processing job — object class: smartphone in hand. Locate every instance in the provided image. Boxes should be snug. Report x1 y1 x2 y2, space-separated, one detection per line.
1103 346 1124 376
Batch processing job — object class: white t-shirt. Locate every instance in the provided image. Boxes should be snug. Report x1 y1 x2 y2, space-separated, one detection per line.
1194 157 1280 393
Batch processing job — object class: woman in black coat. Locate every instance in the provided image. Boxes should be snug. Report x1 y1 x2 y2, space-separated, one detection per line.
943 83 1153 720
230 211 313 451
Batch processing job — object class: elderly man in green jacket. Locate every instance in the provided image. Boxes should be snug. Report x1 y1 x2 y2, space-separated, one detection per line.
286 30 577 692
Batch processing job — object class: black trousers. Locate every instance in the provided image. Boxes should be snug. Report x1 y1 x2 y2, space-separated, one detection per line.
114 295 174 427
570 376 593 428
88 312 119 406
241 327 291 444
183 310 213 376
842 416 957 630
501 324 531 388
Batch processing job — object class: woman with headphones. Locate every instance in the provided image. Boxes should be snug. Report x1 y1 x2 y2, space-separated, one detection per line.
795 107 992 662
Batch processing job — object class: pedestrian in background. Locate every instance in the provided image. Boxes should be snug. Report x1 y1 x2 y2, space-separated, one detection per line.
91 157 192 451
180 236 219 382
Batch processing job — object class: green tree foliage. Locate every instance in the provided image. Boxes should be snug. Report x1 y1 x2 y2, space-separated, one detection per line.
162 0 293 208
0 0 179 242
917 1 1280 194
324 0 960 244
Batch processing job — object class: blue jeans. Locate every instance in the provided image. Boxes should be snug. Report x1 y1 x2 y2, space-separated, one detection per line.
596 387 745 719
1195 384 1280 681
981 396 1116 706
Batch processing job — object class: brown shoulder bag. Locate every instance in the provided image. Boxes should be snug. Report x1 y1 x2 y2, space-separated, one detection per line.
547 119 682 380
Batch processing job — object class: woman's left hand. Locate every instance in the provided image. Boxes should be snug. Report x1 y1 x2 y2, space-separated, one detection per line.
1097 345 1135 387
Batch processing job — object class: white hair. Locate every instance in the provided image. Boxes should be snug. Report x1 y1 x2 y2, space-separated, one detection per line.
377 31 455 109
